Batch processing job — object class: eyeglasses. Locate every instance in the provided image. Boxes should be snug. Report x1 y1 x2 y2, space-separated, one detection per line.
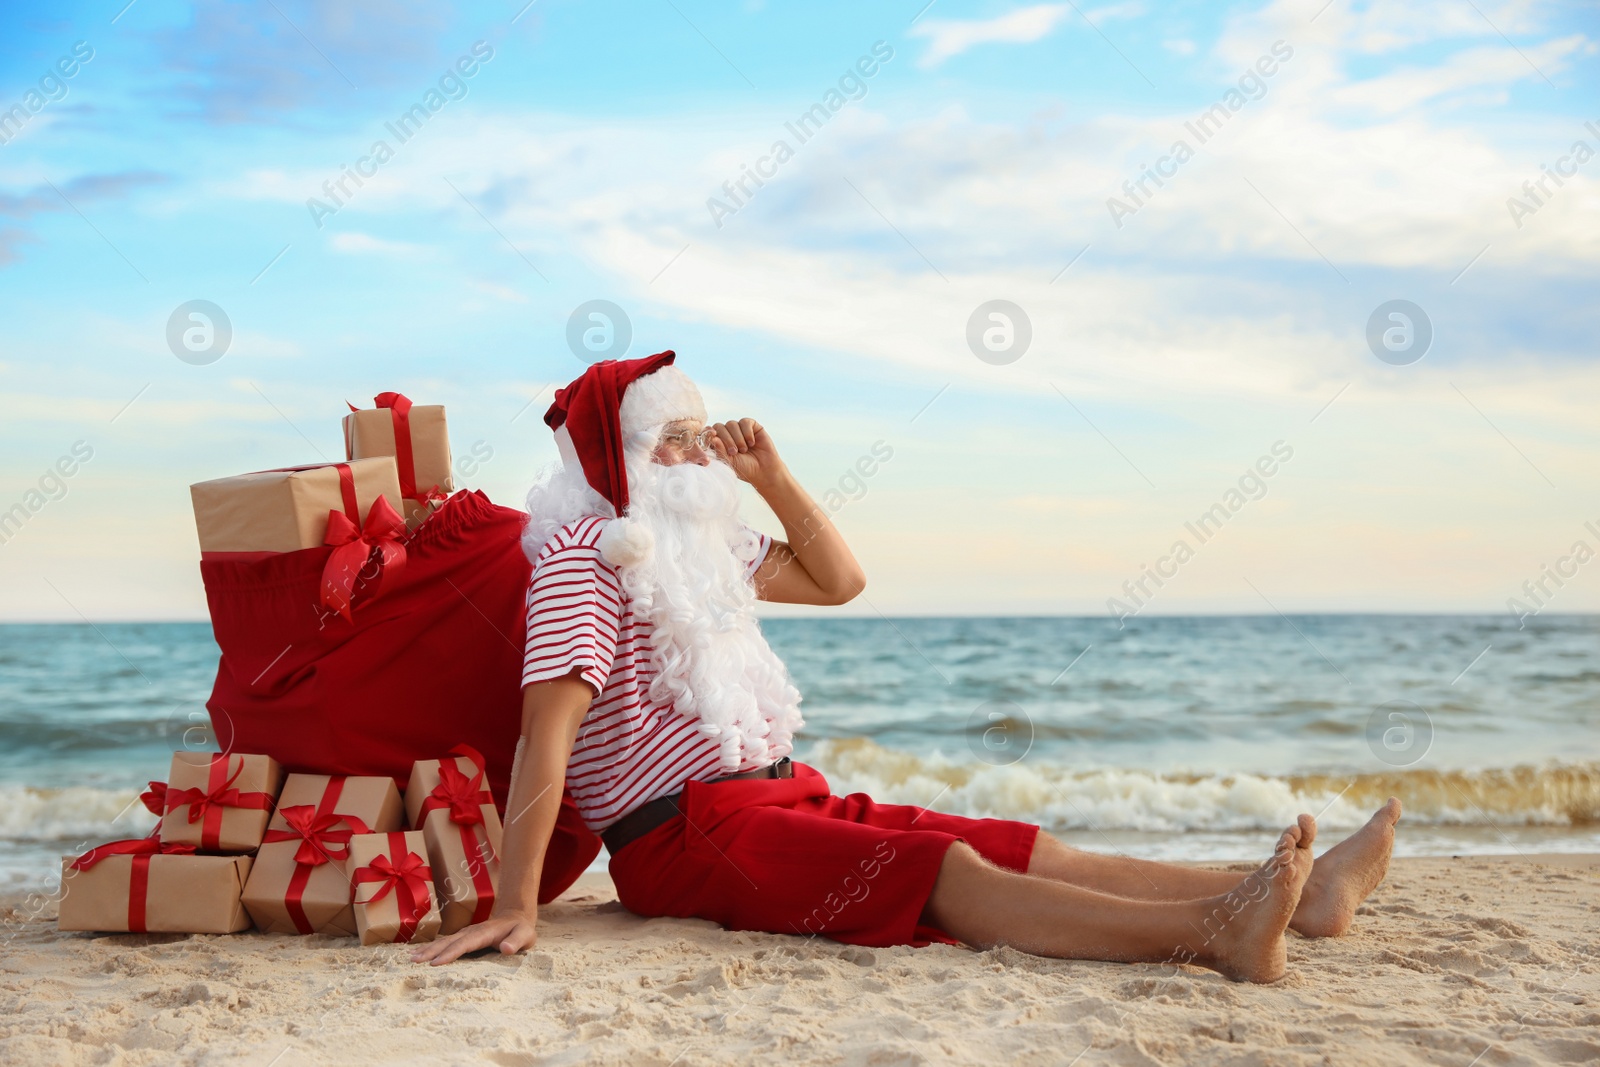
658 426 715 452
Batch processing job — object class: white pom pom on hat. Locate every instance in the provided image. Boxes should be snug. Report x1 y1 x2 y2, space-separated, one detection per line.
597 515 655 567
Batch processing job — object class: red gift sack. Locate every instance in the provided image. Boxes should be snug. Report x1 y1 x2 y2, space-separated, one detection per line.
200 490 601 905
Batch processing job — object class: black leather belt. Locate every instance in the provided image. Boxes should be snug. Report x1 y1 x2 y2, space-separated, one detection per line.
601 757 794 855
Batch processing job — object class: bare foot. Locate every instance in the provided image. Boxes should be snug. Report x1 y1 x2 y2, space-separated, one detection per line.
1289 811 1317 884
1291 797 1402 938
1205 819 1314 983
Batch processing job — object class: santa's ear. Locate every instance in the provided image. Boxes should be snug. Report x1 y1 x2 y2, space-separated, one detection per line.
598 516 653 567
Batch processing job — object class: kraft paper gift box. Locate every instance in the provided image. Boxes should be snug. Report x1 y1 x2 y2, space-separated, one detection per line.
189 457 403 555
404 746 503 934
157 750 283 853
343 393 453 529
59 840 253 933
347 830 442 946
240 774 404 936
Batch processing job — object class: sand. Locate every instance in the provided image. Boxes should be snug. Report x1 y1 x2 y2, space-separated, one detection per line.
2 855 1597 1066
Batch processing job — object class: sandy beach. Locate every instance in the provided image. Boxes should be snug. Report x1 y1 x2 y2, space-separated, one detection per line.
2 854 1595 1066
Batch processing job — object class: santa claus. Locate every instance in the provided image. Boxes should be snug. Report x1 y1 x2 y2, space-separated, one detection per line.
415 352 1402 982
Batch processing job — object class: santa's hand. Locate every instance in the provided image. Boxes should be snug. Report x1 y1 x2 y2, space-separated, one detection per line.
709 418 785 488
409 911 537 965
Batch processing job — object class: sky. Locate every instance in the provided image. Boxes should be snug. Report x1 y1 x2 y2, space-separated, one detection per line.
0 0 1596 622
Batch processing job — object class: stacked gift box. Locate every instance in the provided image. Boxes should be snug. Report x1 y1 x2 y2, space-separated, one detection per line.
189 394 453 621
60 748 502 946
59 394 505 945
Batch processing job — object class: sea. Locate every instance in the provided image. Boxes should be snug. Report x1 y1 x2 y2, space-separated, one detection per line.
2 615 1596 894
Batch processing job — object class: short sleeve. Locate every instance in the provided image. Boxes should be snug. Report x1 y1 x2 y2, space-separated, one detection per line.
741 525 772 580
522 544 623 696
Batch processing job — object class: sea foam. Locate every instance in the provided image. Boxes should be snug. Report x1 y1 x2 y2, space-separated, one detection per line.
802 738 1600 833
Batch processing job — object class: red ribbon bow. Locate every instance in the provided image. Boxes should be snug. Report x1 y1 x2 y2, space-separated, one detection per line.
434 761 488 826
352 834 435 943
139 781 167 817
264 804 371 867
260 777 373 935
162 755 274 849
417 745 498 924
68 838 198 932
172 759 244 823
346 392 447 510
320 484 408 622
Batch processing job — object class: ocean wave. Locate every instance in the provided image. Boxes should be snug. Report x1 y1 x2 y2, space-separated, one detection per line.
809 714 1224 745
801 738 1600 834
0 785 157 844
0 719 209 752
3 745 1597 848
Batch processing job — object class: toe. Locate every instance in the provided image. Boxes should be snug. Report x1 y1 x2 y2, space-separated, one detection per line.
1297 813 1318 849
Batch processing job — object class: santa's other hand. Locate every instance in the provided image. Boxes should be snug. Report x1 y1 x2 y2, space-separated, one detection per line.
410 913 537 965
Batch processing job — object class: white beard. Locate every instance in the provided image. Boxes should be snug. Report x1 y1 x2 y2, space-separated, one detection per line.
524 453 803 773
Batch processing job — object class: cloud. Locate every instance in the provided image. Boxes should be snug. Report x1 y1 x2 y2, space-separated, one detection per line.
0 171 169 219
0 228 34 267
910 3 1143 68
31 7 1600 411
329 231 430 257
1330 36 1591 113
146 0 456 124
202 37 1596 409
1334 0 1554 54
468 279 529 303
0 171 169 268
910 4 1074 69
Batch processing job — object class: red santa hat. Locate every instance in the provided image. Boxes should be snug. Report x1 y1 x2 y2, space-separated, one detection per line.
543 350 708 566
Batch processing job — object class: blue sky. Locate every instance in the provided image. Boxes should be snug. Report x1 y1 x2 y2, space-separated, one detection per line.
1 0 1597 620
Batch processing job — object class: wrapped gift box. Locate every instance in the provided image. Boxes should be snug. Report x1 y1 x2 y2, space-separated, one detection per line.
405 746 502 934
190 458 403 555
158 751 283 853
348 830 442 946
240 774 404 936
59 840 252 933
343 393 453 529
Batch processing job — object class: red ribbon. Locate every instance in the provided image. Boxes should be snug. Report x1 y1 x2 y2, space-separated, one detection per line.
68 836 179 871
416 745 498 924
319 461 408 623
265 805 368 866
375 393 420 502
68 838 197 932
261 777 371 934
139 781 167 817
162 754 274 850
351 831 435 943
347 393 445 507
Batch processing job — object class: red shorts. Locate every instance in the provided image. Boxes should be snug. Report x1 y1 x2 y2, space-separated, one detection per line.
607 761 1039 948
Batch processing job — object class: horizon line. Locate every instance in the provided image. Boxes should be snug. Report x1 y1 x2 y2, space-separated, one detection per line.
1 610 1595 626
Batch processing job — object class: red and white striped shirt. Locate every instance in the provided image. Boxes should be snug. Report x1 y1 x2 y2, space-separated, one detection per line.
521 515 776 832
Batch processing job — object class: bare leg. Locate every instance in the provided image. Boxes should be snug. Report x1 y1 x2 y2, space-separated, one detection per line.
1023 800 1401 938
922 820 1313 983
